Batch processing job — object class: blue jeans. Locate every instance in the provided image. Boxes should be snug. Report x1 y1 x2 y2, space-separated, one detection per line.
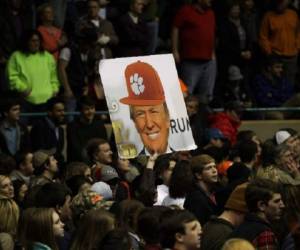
180 59 217 103
146 20 159 55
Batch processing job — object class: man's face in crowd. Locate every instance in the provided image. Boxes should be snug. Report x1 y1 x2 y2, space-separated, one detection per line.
286 135 300 158
96 143 113 164
49 103 65 124
48 155 58 173
41 6 54 23
180 220 203 250
6 105 20 122
264 193 285 221
278 149 294 168
197 161 218 184
269 63 283 78
229 5 240 19
21 153 34 176
87 0 99 19
28 34 41 53
132 104 170 155
81 105 96 122
131 0 144 15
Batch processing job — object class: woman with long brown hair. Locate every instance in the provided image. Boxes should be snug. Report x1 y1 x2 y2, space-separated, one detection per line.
70 209 115 250
19 207 64 250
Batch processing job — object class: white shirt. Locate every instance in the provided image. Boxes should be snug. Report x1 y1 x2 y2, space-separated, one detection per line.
162 196 185 209
154 184 169 206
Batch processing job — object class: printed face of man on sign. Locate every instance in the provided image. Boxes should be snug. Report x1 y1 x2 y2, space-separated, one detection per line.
120 61 171 155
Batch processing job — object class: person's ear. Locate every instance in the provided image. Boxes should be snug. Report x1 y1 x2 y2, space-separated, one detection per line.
257 200 266 212
195 172 202 181
175 232 184 243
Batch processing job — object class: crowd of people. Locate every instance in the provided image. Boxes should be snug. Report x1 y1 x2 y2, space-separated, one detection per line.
1 0 300 114
1 0 300 250
0 90 300 249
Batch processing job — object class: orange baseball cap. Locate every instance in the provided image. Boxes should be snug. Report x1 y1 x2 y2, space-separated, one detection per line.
120 61 165 106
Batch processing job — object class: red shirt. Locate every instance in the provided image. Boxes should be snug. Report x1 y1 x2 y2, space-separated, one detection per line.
38 26 62 60
174 5 215 60
208 112 241 146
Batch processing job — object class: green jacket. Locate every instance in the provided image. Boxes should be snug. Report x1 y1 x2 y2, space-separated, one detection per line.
7 51 60 104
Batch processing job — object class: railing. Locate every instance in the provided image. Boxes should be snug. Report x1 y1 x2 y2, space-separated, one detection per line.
19 107 300 117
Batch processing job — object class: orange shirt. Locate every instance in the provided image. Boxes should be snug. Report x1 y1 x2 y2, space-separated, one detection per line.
259 9 300 56
38 26 62 60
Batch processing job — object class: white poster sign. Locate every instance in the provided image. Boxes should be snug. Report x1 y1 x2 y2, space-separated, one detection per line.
99 54 196 158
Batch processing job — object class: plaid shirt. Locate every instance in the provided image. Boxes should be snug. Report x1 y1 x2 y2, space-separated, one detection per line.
252 230 279 250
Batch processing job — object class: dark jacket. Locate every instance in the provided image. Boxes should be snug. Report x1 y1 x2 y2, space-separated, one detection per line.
229 213 279 249
217 18 250 69
184 184 219 225
201 217 235 250
67 117 107 162
30 117 64 163
64 43 89 97
252 74 293 107
115 13 149 57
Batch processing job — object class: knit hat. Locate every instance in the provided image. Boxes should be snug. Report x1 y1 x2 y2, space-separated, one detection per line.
225 183 248 213
228 65 243 81
275 131 291 145
33 148 56 168
71 190 111 219
91 181 113 200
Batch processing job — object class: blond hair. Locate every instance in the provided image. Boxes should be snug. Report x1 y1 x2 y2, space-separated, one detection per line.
0 198 19 235
222 238 255 250
0 175 12 198
0 175 9 185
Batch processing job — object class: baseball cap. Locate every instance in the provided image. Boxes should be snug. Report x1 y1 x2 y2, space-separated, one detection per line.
71 190 112 219
205 128 225 141
33 148 56 169
120 61 165 106
275 131 292 145
91 181 113 200
101 165 119 183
